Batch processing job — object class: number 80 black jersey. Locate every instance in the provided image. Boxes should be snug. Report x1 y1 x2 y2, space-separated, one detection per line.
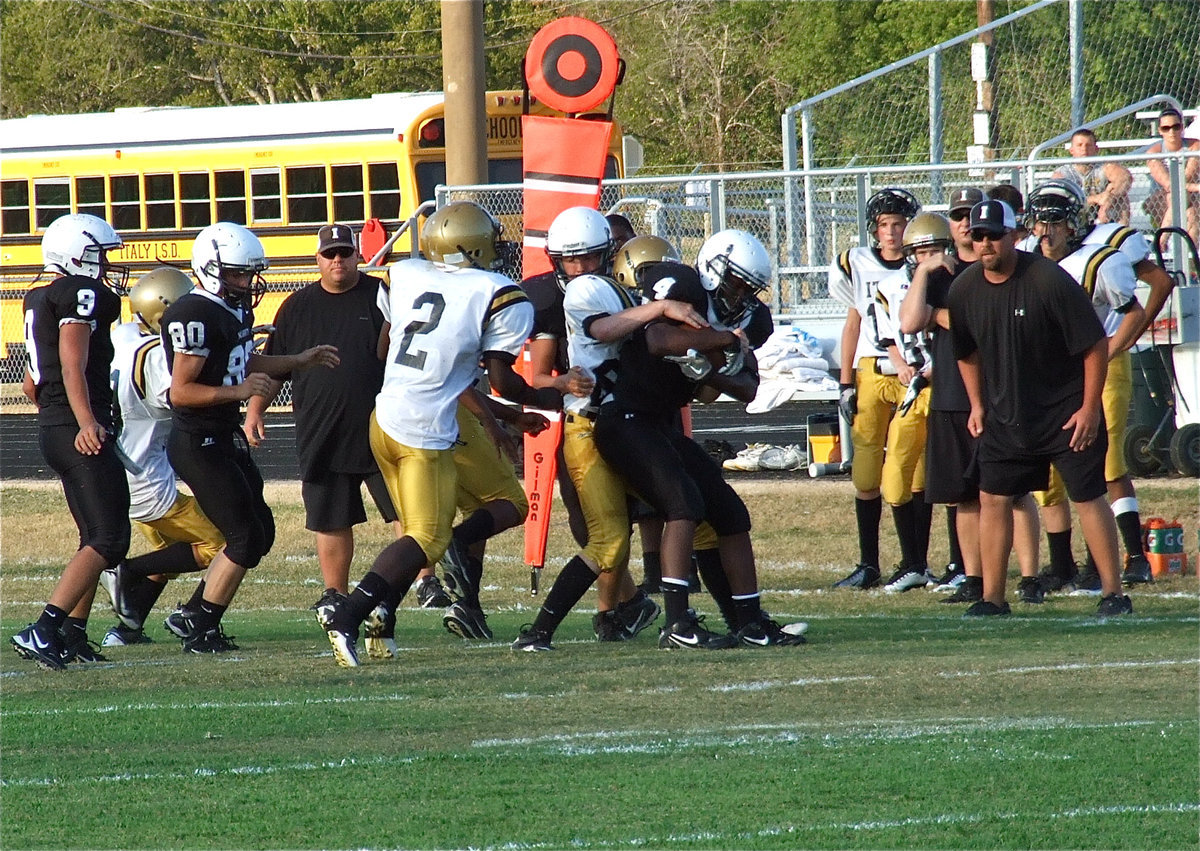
160 289 255 433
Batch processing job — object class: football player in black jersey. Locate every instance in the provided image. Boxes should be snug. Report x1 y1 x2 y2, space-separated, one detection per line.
12 213 131 669
593 230 805 648
160 222 339 653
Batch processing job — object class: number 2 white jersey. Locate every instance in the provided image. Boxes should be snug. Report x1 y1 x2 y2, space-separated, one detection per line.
562 273 639 415
111 321 178 522
375 259 533 450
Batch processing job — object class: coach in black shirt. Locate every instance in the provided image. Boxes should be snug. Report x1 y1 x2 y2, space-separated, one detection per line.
948 200 1132 618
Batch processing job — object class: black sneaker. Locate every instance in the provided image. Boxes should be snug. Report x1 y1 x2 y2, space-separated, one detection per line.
313 592 360 667
932 564 966 591
10 623 67 670
59 628 107 663
1070 569 1102 596
833 563 880 589
1037 562 1079 594
658 609 730 649
1096 593 1134 617
182 625 239 654
102 624 152 647
941 575 983 604
415 575 453 608
512 624 553 651
1121 554 1153 586
443 601 492 640
310 588 342 628
441 538 480 601
616 591 661 638
592 610 627 642
883 563 936 592
964 600 1011 617
1017 576 1045 605
363 603 397 660
164 605 196 639
735 614 807 647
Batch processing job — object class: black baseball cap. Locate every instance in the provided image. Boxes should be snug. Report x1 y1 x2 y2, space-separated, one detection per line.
317 224 356 253
949 187 985 213
968 200 1016 235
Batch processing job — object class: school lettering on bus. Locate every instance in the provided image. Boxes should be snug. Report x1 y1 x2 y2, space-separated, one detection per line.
117 242 181 261
487 115 522 148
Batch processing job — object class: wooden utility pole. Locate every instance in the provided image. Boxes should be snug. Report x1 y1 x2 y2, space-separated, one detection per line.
441 0 487 187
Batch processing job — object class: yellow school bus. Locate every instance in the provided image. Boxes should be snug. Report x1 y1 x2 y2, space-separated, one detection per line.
0 90 624 394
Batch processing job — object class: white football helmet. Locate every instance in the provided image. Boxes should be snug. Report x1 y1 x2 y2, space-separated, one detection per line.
41 213 129 293
545 207 614 290
191 222 269 309
696 229 772 326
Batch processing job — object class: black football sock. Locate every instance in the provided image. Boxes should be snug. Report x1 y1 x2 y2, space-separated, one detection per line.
913 492 933 567
731 592 763 631
1114 507 1145 558
194 599 228 631
125 542 199 577
127 577 168 625
346 571 393 624
453 509 496 548
891 500 920 570
640 551 662 591
856 496 882 567
63 616 89 637
36 604 67 632
532 556 597 635
1047 530 1075 574
946 506 963 567
662 578 690 626
185 580 207 612
693 548 735 630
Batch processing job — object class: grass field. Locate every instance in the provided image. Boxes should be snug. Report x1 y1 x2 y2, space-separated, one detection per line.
2 476 1198 850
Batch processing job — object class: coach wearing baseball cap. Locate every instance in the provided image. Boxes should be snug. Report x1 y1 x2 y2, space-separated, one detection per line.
947 187 985 263
945 198 1133 619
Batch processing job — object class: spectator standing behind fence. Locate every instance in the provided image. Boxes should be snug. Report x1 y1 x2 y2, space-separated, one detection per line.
948 200 1131 619
1053 128 1132 225
1145 107 1200 245
243 224 415 625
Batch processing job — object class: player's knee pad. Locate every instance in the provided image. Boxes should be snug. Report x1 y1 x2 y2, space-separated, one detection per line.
223 521 269 569
707 488 752 537
90 526 131 568
584 535 630 573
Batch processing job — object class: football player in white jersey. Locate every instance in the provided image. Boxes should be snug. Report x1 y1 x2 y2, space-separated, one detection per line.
829 187 922 589
98 268 225 646
1082 221 1176 340
317 202 561 667
1025 180 1153 592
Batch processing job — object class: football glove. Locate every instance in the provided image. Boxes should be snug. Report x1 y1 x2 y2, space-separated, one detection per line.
898 372 929 416
838 383 857 423
664 349 712 382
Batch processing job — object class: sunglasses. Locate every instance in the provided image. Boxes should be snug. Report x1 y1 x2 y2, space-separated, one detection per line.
970 229 1008 242
948 209 972 221
320 246 355 259
1160 123 1183 132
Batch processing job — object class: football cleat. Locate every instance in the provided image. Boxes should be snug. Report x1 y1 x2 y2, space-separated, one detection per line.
932 564 965 591
1121 554 1153 586
98 563 144 630
941 575 983 604
722 443 771 472
1038 562 1079 594
758 444 806 472
59 628 107 663
310 588 342 628
1096 593 1133 617
1017 576 1045 604
734 613 807 647
616 591 661 638
512 624 554 652
102 624 152 647
593 610 627 642
833 563 880 589
963 600 1012 617
164 605 196 639
658 609 731 650
325 626 360 668
441 538 479 602
443 602 492 640
363 603 398 660
415 575 453 608
182 625 239 654
10 623 67 670
1069 569 1102 596
883 564 936 592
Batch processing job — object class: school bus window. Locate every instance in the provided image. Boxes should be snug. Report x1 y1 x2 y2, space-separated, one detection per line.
332 165 364 223
251 169 281 222
144 173 176 230
367 162 400 220
181 172 211 229
2 179 31 235
215 170 247 224
286 165 326 224
75 176 105 220
35 179 70 229
111 175 140 230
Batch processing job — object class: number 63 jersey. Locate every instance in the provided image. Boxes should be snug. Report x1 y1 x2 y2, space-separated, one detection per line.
375 258 533 450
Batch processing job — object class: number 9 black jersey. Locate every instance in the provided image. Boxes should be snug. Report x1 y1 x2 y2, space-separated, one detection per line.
23 274 122 428
160 289 255 433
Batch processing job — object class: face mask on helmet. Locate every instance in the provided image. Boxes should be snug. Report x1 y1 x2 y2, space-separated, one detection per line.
1026 180 1090 238
191 222 269 310
422 202 514 274
545 207 615 291
611 235 680 290
867 188 921 245
40 213 130 294
129 267 194 334
901 212 953 271
697 229 771 327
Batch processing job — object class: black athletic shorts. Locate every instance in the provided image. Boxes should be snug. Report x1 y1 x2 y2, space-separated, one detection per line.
923 411 979 505
974 427 1108 502
301 469 398 532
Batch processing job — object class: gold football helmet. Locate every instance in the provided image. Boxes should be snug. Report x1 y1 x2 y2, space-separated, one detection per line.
421 202 507 271
902 212 952 255
129 266 194 333
611 235 680 290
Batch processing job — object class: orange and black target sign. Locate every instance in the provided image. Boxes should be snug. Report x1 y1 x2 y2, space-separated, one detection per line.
524 16 620 114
